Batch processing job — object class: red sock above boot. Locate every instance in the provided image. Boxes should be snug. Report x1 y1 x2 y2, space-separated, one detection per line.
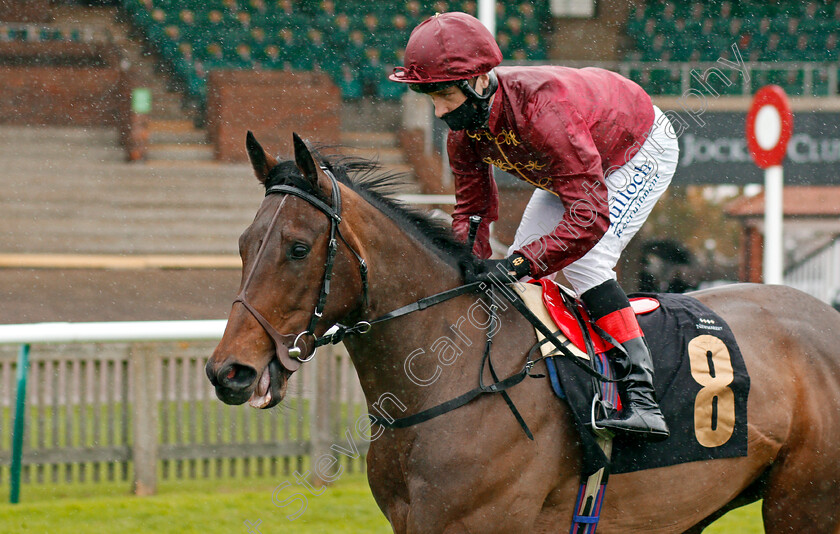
594 307 643 345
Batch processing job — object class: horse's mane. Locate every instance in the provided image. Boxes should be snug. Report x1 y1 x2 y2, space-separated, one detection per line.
264 150 474 269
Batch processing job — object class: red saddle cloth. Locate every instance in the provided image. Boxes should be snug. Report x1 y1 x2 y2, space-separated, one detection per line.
532 279 660 355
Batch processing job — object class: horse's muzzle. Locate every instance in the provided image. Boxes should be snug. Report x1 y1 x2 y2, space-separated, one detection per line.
205 360 258 405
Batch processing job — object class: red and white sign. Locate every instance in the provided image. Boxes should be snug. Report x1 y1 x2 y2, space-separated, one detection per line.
745 85 793 169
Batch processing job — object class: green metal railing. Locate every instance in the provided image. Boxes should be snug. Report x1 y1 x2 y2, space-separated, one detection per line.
9 344 30 504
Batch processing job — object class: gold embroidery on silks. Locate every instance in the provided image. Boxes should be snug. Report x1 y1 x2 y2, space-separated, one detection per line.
482 156 548 174
487 138 556 194
468 129 521 147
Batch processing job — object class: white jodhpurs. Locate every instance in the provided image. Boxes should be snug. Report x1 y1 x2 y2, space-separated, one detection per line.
507 105 680 295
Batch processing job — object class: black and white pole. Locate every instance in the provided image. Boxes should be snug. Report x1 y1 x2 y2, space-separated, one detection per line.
746 86 793 285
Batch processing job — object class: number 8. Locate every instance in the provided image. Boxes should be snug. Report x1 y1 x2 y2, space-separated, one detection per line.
688 334 736 447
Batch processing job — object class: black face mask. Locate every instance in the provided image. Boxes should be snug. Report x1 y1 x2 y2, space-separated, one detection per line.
441 99 487 131
440 71 499 131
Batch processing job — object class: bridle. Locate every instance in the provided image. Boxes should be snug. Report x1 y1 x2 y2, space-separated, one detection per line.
233 166 368 373
232 163 480 374
231 161 623 440
232 163 619 388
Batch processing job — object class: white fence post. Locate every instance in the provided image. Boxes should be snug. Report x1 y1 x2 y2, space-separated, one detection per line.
131 343 160 496
310 347 332 487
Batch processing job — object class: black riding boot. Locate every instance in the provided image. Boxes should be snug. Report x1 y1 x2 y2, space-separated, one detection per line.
581 280 670 442
598 336 670 441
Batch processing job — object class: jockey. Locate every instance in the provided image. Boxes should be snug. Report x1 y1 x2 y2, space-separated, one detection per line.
389 12 679 441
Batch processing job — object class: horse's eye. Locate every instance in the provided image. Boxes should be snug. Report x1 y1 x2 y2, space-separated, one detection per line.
288 242 310 260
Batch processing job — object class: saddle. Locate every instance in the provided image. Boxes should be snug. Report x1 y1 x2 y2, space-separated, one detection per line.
518 279 660 357
515 280 661 415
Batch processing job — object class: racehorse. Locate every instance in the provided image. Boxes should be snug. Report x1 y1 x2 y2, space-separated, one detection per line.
206 132 840 533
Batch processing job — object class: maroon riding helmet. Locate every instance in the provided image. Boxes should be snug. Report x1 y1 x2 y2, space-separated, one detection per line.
390 12 502 130
389 12 502 91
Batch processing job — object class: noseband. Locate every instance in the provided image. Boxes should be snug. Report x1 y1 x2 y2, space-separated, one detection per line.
233 167 368 372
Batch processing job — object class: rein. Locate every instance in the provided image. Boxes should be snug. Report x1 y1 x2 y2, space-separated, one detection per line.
313 282 484 347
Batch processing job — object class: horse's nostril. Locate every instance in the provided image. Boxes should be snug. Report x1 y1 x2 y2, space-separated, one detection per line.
218 362 258 390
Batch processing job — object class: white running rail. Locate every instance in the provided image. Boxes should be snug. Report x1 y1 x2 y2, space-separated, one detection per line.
0 320 227 345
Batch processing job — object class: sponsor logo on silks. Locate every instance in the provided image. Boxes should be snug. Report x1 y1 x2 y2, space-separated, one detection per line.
608 161 660 238
696 317 724 331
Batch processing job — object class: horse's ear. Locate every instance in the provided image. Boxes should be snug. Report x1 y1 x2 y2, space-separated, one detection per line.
246 131 278 184
292 132 319 188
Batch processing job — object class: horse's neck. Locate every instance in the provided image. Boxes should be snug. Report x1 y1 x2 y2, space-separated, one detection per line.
342 206 475 414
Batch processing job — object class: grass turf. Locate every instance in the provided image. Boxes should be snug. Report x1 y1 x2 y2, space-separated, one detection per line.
0 473 763 533
0 473 390 534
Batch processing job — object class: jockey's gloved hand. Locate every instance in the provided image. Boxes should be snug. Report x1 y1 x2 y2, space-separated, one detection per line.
466 253 532 285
